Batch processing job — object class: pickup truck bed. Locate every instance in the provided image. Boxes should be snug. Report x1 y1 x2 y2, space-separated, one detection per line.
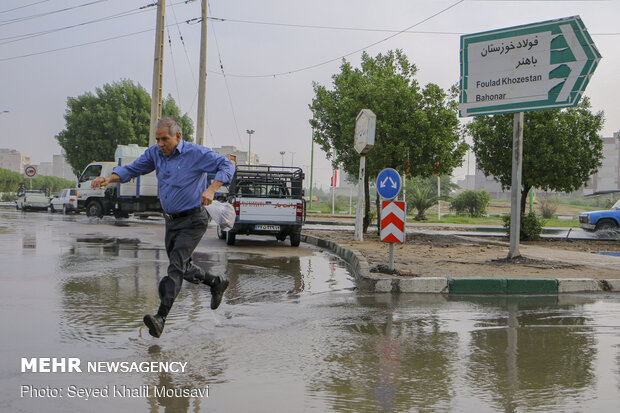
219 165 305 246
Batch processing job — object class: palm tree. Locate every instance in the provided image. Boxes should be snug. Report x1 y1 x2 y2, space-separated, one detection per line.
409 186 438 221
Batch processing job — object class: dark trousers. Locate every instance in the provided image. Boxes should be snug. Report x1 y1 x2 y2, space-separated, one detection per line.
157 209 212 317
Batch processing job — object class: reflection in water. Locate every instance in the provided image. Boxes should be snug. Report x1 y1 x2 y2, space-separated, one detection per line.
58 238 353 345
307 295 458 412
59 239 166 344
22 232 36 250
464 296 596 412
303 294 609 412
143 344 223 413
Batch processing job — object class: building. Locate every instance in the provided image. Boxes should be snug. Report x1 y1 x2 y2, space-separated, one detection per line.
39 161 53 176
456 129 620 198
583 130 620 195
0 149 76 181
0 148 30 173
211 145 259 165
52 154 76 181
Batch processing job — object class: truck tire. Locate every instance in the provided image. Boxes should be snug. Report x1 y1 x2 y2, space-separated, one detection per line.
226 231 236 246
86 200 104 218
216 225 226 240
595 219 618 231
290 232 301 247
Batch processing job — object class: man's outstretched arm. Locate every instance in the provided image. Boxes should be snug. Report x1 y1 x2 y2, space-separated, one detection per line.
91 173 121 189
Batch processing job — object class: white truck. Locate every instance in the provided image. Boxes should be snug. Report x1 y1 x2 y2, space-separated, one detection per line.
15 186 49 211
218 165 306 246
76 144 160 218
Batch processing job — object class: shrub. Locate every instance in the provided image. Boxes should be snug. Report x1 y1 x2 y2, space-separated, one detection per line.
538 194 559 219
450 190 491 217
502 212 545 241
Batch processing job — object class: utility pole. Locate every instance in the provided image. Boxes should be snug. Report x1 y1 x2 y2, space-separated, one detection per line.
149 0 166 146
279 151 285 166
246 129 255 165
195 0 208 146
309 129 314 210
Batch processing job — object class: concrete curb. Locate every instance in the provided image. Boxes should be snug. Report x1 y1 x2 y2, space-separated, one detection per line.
301 234 620 294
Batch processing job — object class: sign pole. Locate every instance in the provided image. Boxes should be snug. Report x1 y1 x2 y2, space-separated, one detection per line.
354 156 365 241
389 243 395 271
353 109 376 242
437 176 441 220
508 112 524 259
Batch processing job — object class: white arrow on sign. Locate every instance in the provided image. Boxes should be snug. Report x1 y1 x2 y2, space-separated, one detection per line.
556 23 586 102
380 176 398 189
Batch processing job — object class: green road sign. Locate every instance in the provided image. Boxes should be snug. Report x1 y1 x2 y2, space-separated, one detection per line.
459 16 601 117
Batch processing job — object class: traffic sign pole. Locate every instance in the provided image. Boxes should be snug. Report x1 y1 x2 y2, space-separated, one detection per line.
460 16 600 260
508 112 524 259
353 109 376 242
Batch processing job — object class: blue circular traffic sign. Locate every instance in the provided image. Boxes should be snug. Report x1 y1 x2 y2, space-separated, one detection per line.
376 168 401 200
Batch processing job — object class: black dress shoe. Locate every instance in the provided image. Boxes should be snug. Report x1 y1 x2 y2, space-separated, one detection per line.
210 276 229 310
143 314 165 338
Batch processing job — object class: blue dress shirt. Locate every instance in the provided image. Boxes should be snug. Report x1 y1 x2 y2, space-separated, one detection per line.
113 140 235 214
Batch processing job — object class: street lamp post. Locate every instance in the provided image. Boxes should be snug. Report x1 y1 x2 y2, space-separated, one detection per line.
279 151 285 166
246 129 255 165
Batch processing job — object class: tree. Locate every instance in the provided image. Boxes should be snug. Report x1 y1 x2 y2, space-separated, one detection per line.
468 98 604 214
0 167 75 196
404 175 456 217
409 187 437 221
56 80 194 176
310 50 467 231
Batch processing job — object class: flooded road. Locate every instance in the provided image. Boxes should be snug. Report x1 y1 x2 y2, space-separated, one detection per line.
1 210 619 412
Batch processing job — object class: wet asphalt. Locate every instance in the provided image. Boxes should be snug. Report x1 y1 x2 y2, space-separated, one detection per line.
1 209 619 412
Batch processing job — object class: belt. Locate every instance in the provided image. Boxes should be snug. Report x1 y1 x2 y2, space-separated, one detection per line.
164 206 203 220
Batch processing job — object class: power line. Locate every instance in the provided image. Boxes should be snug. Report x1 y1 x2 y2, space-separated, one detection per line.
0 0 110 27
2 1 616 68
206 0 467 78
0 0 50 15
208 1 243 147
0 7 150 45
166 26 182 108
0 0 195 44
0 27 154 62
206 16 464 36
206 15 620 37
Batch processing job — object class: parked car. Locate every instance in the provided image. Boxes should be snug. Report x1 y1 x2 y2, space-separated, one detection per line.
578 199 620 231
50 188 78 214
15 189 49 211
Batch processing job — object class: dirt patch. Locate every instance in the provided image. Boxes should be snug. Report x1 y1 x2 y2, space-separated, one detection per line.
304 229 620 280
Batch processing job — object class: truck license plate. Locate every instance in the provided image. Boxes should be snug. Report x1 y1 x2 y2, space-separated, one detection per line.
255 225 280 231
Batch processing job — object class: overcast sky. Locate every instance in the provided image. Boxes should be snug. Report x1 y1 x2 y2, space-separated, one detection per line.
1 0 618 188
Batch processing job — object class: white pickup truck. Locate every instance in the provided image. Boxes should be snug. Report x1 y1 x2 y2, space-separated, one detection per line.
15 187 49 211
218 165 305 246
